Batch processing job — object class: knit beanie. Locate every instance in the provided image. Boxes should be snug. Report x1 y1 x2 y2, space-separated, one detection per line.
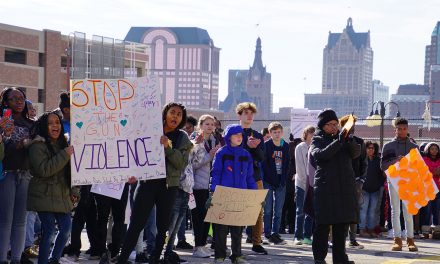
317 109 338 129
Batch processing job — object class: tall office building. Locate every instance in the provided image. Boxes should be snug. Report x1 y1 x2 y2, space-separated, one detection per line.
425 22 440 115
125 27 220 110
220 37 272 119
305 18 373 117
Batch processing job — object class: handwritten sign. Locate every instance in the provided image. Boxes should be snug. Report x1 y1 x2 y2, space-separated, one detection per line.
70 77 166 185
386 148 439 215
91 183 125 200
204 186 268 226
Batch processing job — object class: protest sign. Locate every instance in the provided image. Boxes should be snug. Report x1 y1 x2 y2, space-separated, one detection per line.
204 186 268 226
70 77 166 185
385 148 439 215
91 183 125 200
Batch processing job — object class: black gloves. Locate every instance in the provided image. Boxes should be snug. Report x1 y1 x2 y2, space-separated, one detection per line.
338 129 348 143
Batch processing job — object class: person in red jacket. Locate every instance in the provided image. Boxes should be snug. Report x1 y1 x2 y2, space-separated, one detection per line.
422 142 440 236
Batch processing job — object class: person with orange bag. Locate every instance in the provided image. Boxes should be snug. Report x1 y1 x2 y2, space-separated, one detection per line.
380 117 418 252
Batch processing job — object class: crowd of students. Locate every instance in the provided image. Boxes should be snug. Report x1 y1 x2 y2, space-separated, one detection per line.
0 87 439 264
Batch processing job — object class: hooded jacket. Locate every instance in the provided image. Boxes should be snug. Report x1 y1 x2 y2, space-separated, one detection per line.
262 138 290 188
27 136 79 213
164 129 193 187
380 137 418 171
210 124 257 192
192 133 222 190
423 142 440 190
310 128 361 225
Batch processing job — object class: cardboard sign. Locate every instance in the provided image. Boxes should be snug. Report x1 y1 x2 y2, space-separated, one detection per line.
204 186 268 226
385 148 439 215
91 183 125 200
70 77 166 185
341 114 355 135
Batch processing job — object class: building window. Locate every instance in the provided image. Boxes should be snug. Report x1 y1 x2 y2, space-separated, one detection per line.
39 53 45 67
38 89 44 103
61 56 68 68
5 48 26 64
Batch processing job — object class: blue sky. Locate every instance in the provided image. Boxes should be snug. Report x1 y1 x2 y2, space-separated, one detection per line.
1 0 439 112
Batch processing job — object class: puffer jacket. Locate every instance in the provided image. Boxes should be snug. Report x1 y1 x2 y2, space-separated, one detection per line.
164 129 193 187
210 124 257 192
27 136 79 213
192 134 218 190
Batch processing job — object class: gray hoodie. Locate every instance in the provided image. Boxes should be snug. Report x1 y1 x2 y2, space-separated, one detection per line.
380 137 418 171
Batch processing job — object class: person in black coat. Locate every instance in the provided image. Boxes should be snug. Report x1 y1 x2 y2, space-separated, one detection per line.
310 109 360 264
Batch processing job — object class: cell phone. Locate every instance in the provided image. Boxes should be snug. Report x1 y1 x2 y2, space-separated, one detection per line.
3 109 12 120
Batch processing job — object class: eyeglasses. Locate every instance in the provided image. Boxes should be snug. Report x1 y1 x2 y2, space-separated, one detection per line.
8 97 25 103
324 122 339 128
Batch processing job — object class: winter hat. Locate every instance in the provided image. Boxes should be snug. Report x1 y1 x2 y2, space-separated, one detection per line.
317 109 338 129
224 124 243 146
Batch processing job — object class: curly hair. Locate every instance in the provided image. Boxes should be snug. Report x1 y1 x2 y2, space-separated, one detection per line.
0 87 29 119
162 102 187 130
32 111 68 155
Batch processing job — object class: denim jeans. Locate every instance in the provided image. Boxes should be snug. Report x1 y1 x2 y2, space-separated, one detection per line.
0 171 31 262
423 192 440 226
263 182 286 236
294 186 313 239
165 189 189 253
388 179 414 238
38 212 71 264
25 211 40 248
359 190 381 230
177 210 187 242
145 205 157 254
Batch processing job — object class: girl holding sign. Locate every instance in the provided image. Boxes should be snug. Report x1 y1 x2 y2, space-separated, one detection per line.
27 111 78 264
117 102 192 264
0 87 34 264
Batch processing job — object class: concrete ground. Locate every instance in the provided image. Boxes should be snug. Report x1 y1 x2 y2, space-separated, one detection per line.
54 231 440 264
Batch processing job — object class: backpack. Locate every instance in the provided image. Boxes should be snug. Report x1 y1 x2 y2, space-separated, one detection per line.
180 150 195 193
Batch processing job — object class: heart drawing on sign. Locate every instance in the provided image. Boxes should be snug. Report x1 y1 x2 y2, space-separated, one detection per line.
76 122 83 129
120 119 127 127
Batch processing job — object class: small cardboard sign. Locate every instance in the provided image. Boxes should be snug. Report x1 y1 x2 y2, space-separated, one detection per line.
204 186 268 226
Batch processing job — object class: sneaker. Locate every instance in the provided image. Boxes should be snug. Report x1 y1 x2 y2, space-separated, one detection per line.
347 240 364 249
193 247 211 258
164 251 188 263
251 245 267 255
20 253 34 264
176 240 193 250
99 251 110 264
302 237 313 245
232 256 249 264
214 258 225 263
24 246 38 258
134 252 149 263
269 233 286 245
293 238 303 245
387 229 394 239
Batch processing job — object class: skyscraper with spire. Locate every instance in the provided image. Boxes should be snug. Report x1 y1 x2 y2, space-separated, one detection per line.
304 18 373 117
220 37 272 119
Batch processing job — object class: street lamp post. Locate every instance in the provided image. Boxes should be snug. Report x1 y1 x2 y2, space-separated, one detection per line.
366 101 401 150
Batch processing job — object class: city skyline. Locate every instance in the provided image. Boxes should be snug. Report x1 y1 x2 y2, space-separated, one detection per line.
1 0 439 113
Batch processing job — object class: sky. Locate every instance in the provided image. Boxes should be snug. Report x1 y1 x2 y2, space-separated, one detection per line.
1 0 439 112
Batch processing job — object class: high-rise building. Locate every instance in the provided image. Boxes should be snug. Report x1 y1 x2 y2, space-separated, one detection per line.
220 37 272 120
125 27 220 110
424 22 440 86
305 18 373 117
372 80 389 103
425 22 440 115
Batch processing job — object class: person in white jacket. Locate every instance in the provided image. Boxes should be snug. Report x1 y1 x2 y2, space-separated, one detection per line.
294 125 316 245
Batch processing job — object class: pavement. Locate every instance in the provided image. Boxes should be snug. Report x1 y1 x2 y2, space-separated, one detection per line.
54 231 440 264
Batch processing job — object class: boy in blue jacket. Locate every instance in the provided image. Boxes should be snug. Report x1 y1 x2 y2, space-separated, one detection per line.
262 122 290 245
210 124 257 264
